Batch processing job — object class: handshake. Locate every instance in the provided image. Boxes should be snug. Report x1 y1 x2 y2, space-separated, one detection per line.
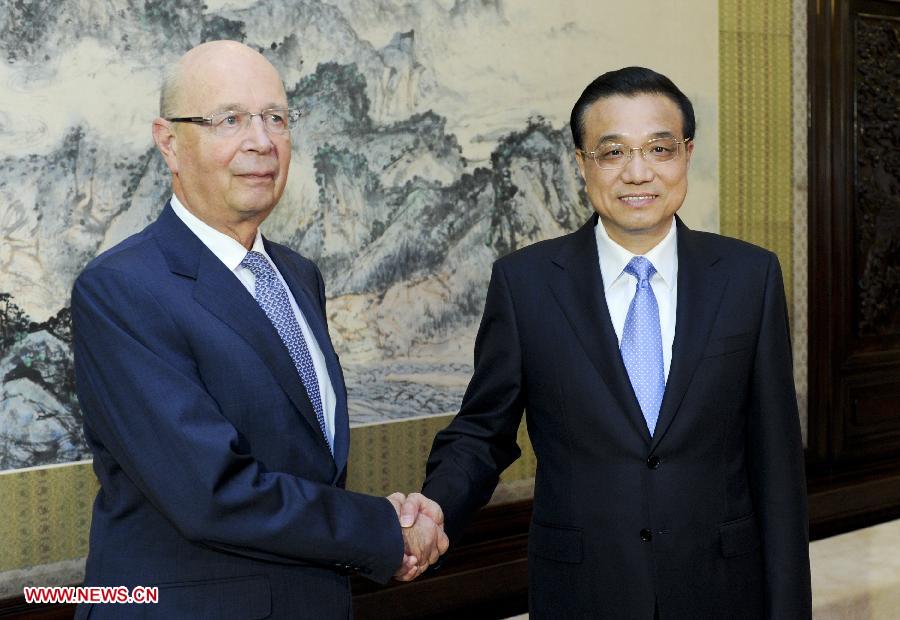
386 492 450 582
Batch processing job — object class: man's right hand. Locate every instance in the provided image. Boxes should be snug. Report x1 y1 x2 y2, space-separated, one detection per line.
386 492 449 581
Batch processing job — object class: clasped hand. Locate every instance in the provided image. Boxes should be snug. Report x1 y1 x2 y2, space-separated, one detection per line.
386 492 449 581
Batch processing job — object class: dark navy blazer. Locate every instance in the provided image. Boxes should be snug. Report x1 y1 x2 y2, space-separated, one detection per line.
423 214 812 619
72 204 402 619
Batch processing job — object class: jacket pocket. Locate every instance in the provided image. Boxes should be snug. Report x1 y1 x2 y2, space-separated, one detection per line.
719 513 761 558
155 574 271 619
528 521 583 564
702 332 754 359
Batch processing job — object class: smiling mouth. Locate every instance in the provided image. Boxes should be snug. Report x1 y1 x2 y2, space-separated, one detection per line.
619 194 658 206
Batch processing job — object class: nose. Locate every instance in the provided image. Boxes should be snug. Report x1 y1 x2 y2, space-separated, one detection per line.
619 148 654 184
243 114 274 154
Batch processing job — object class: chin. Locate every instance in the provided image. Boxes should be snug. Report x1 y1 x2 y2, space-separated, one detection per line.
235 191 278 211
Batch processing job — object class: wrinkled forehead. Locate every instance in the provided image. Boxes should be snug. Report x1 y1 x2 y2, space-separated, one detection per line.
175 47 288 113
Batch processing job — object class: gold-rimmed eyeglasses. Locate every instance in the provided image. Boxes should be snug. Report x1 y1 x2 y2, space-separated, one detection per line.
166 108 301 137
578 137 692 170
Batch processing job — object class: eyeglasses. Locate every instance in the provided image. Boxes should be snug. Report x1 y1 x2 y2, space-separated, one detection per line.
578 137 691 170
166 108 301 137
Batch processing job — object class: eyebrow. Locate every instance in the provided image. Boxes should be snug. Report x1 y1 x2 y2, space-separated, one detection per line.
208 103 287 114
595 131 677 144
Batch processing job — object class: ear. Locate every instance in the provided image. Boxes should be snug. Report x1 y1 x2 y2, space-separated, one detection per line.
684 139 695 169
574 149 587 181
152 118 179 174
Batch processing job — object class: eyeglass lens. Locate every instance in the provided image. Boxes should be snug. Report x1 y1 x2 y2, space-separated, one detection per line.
209 109 294 136
592 138 683 169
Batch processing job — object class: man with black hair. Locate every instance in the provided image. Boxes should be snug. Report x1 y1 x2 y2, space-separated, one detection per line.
421 67 811 618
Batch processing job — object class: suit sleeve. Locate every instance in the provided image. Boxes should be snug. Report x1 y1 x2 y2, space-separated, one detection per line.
746 253 812 617
422 261 526 541
72 264 404 583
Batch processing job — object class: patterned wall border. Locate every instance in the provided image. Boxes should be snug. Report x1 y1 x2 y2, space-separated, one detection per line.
791 0 809 443
3 0 808 588
0 463 95 574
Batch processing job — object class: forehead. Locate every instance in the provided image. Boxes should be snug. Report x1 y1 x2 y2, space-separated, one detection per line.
179 52 287 112
582 94 684 145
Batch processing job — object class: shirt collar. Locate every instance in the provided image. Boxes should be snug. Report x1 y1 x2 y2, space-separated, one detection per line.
170 194 265 271
594 216 678 291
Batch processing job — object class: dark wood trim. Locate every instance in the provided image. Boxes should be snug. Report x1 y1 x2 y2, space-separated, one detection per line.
0 600 75 620
809 468 900 539
805 0 834 471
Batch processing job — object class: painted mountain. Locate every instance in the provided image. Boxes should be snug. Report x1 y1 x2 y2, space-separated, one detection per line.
0 0 717 469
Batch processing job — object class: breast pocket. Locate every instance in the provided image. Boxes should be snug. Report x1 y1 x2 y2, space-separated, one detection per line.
702 332 754 359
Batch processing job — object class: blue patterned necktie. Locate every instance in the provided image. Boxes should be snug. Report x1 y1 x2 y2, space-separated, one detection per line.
620 256 665 436
241 251 330 451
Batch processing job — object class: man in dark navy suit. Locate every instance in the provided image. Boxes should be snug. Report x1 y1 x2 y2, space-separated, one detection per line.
72 40 446 619
422 67 811 618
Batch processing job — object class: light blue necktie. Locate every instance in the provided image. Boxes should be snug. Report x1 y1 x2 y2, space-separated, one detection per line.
620 256 665 436
241 251 330 451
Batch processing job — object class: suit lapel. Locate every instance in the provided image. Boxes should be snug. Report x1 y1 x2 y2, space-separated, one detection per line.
266 241 350 474
153 205 334 460
548 214 651 442
650 218 728 451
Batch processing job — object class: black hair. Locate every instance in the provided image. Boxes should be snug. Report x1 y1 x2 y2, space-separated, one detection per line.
569 66 696 150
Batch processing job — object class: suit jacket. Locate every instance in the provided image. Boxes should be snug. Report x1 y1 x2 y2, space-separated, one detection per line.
423 214 811 619
71 204 402 620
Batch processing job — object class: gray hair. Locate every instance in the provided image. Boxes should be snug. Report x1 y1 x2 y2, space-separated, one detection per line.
159 62 182 118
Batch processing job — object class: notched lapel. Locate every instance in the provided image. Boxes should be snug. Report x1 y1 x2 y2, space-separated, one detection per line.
266 243 350 474
152 205 334 463
190 252 333 459
547 218 651 442
651 223 728 451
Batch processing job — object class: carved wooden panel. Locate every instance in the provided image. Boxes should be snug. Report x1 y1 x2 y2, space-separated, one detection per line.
834 7 900 463
854 14 900 340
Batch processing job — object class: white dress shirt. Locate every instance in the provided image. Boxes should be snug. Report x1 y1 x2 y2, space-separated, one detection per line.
170 195 337 446
594 217 678 381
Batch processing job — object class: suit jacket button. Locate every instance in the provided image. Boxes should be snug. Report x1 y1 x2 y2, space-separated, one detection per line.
640 528 653 542
647 455 660 469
